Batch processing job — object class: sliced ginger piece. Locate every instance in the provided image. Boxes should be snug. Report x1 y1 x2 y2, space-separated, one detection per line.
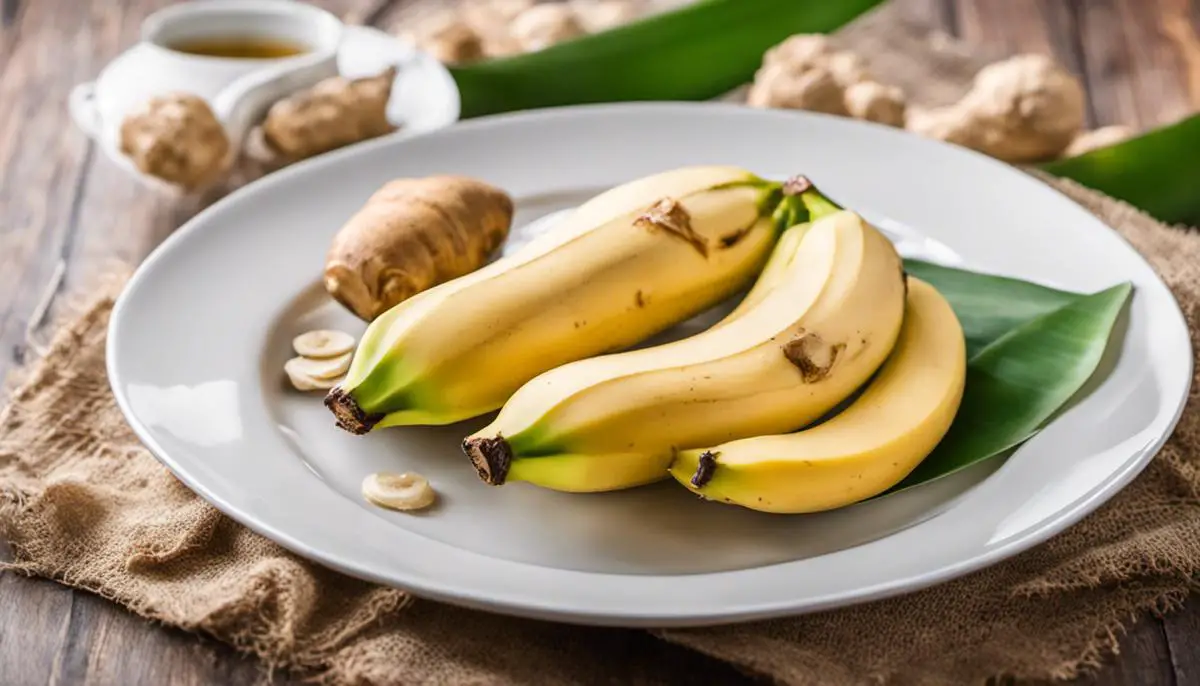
285 358 343 391
362 472 436 511
286 352 353 381
293 329 356 359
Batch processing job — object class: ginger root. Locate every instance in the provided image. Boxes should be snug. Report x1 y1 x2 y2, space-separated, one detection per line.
411 0 643 63
748 62 847 115
824 51 872 88
325 176 514 321
510 3 585 52
1063 124 1135 157
119 93 230 190
472 0 535 22
750 35 890 118
459 0 529 58
844 81 907 127
410 12 487 64
907 54 1085 163
762 34 835 70
570 0 643 32
261 67 398 163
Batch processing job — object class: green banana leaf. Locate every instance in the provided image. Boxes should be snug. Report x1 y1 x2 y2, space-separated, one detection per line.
449 0 886 118
904 260 1080 358
882 268 1132 495
1040 114 1200 227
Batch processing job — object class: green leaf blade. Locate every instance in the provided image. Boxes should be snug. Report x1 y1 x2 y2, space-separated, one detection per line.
889 282 1132 493
450 0 886 117
1040 114 1200 226
903 259 1081 356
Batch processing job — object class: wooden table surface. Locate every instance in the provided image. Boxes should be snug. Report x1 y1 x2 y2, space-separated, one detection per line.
2 1 1199 684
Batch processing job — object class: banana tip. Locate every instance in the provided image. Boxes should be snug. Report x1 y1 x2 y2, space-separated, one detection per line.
691 450 719 488
324 387 382 435
463 436 513 485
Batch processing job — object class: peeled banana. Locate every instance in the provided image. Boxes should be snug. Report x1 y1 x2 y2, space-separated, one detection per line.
463 209 907 492
326 166 834 432
670 276 967 513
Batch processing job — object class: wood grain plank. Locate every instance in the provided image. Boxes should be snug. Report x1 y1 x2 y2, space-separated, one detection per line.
0 0 379 684
1161 0 1200 108
1164 600 1200 686
340 0 403 27
1075 0 1196 129
890 0 958 34
1 0 20 28
1073 0 1142 127
952 0 1097 126
0 0 101 374
0 0 22 67
1114 0 1195 126
0 571 75 686
1084 618 1176 686
954 0 1060 55
71 590 294 686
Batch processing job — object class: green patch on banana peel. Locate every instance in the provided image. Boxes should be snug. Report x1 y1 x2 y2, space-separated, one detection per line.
880 271 1132 496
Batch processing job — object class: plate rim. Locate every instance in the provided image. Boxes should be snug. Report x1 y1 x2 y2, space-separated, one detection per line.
106 101 1195 627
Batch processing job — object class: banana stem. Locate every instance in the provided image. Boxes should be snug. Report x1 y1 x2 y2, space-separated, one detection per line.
772 176 844 231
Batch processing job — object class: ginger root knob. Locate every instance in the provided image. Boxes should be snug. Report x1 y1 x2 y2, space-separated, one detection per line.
324 176 514 322
261 67 398 163
510 3 585 52
119 93 230 190
908 54 1085 163
762 34 836 70
409 12 487 64
748 63 847 115
844 81 907 127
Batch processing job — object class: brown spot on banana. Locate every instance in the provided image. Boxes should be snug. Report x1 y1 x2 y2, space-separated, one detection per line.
782 330 847 382
844 335 870 364
634 197 709 257
718 218 759 249
635 290 646 308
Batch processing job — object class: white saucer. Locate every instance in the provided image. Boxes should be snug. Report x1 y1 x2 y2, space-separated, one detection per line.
69 25 461 190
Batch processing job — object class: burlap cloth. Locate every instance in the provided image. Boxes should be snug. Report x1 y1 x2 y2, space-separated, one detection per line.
3 5 1200 685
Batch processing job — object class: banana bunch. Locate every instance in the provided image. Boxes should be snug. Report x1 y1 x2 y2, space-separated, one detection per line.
463 209 909 492
327 166 833 432
670 277 967 513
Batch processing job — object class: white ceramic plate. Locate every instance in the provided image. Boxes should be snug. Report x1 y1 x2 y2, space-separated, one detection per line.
108 103 1192 627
